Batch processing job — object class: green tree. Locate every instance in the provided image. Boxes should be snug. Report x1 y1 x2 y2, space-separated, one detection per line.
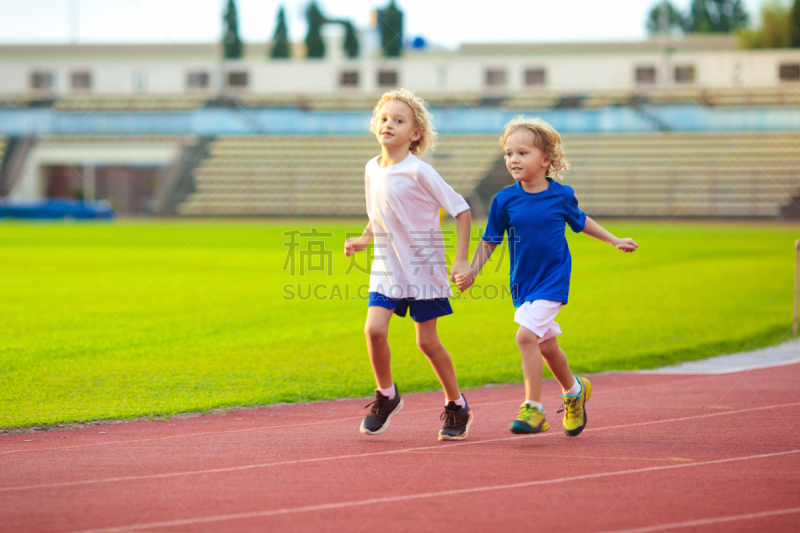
647 1 686 34
343 21 359 58
739 1 791 48
305 1 326 58
790 0 800 46
685 0 749 33
271 6 290 58
222 0 242 59
378 0 403 57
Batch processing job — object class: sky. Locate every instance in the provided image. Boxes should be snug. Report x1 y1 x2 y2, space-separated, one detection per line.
0 0 772 49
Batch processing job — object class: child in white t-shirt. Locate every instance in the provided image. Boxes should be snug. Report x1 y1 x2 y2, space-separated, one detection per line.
345 88 473 441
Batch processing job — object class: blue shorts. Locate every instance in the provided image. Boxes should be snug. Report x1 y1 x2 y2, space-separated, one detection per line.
368 292 453 323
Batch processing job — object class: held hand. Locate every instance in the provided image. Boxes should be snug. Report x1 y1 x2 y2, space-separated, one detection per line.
614 238 639 253
454 270 476 292
450 259 471 291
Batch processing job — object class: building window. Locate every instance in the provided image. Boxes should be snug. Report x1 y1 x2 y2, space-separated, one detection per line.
378 70 398 87
71 71 92 90
525 68 546 86
635 66 656 84
226 71 248 87
485 68 506 87
779 63 800 82
340 71 359 87
187 71 209 89
31 71 53 90
674 65 695 83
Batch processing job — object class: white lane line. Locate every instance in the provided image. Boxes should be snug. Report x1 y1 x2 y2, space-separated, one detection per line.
0 415 363 457
0 399 522 457
0 372 719 457
3 401 798 493
597 506 800 533
0 374 709 457
67 449 800 533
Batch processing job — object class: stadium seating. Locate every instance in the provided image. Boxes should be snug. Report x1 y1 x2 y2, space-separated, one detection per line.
177 134 499 216
11 86 792 114
233 93 486 110
502 92 562 110
177 131 799 218
561 131 800 217
234 93 381 111
502 86 800 109
704 87 800 107
53 93 212 112
0 136 7 165
580 90 634 108
0 93 39 108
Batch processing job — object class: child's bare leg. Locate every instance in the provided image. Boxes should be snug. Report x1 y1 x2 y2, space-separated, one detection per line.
539 337 577 392
414 318 461 402
365 306 395 389
516 326 544 403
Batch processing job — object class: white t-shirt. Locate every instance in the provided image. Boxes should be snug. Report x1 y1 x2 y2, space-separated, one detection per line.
365 153 470 300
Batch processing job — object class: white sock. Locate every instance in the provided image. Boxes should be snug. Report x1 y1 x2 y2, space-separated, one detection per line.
563 378 581 397
455 394 466 408
378 384 396 399
524 400 543 410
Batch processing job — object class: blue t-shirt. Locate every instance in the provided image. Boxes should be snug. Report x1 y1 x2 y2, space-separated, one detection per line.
482 179 587 307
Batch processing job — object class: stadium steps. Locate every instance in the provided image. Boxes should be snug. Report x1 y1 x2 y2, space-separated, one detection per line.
0 137 7 167
177 134 498 216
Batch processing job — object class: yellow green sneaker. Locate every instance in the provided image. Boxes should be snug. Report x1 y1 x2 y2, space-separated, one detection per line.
509 403 549 434
559 376 592 437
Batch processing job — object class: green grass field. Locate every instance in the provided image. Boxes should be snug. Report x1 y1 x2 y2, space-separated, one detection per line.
0 219 796 428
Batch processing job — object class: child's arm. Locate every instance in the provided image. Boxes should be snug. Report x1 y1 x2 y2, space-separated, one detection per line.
455 238 497 291
448 210 472 287
581 217 638 252
344 222 373 256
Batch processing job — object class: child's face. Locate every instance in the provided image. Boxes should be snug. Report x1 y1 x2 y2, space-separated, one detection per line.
504 130 551 183
375 99 421 151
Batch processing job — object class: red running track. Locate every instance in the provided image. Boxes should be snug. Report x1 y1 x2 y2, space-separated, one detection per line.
2 364 799 533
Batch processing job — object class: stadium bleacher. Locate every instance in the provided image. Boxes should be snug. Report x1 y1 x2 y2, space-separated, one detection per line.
0 94 37 108
177 134 499 216
501 91 563 110
233 92 486 110
52 93 213 112
176 131 800 218
562 131 800 217
704 87 800 107
2 85 797 113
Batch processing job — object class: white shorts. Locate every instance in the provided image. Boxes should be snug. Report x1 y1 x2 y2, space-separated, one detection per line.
514 300 563 343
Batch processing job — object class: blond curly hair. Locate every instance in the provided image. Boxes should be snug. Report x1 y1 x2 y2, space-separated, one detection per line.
499 116 569 179
370 88 438 156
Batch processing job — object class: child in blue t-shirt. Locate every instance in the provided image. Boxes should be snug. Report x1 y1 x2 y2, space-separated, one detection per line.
456 116 637 437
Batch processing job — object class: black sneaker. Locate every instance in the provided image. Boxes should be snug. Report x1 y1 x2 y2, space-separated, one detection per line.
360 384 403 435
438 396 472 441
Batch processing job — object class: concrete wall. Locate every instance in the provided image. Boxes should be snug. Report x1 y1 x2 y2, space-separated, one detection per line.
1 40 799 95
12 140 180 199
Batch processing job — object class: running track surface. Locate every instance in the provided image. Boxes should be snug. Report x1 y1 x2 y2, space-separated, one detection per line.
2 364 799 533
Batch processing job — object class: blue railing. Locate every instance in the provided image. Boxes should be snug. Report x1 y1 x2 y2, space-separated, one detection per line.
0 105 798 136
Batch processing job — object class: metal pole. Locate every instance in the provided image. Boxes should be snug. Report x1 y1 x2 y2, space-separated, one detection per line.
794 239 799 336
83 163 95 202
